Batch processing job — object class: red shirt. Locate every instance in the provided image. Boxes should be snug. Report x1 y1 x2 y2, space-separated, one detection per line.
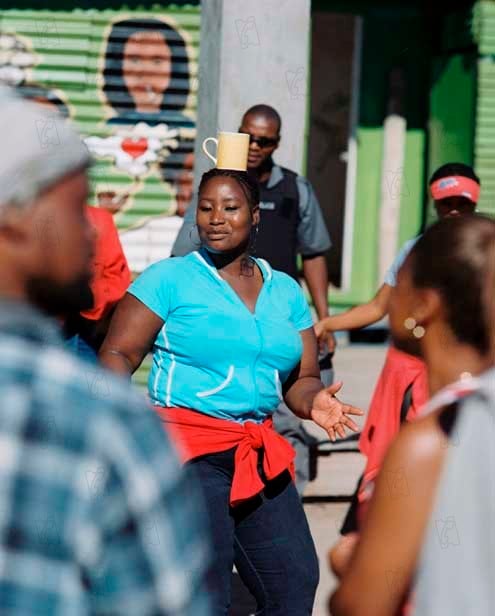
81 206 131 321
157 406 296 507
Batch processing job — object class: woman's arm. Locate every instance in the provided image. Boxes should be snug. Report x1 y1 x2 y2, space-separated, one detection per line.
329 414 448 616
315 283 392 338
99 293 164 377
283 328 363 441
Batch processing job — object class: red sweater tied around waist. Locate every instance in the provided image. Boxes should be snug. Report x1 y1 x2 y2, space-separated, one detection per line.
156 406 296 507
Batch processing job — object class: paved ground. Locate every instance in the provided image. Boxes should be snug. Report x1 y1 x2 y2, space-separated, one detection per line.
230 341 388 615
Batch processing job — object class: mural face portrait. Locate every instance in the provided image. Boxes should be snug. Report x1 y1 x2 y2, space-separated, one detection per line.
103 18 192 126
122 30 171 114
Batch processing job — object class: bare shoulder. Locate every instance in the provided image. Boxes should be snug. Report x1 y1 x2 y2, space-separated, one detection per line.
384 409 448 471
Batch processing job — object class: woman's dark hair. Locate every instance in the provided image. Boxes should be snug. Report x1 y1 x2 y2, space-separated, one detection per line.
429 162 480 186
407 214 495 354
102 18 190 115
198 168 260 211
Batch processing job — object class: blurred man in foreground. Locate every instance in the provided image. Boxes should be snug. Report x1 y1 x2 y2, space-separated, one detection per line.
0 87 210 615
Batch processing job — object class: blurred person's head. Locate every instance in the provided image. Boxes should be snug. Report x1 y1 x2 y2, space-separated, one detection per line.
486 240 495 363
18 83 70 119
429 162 480 219
389 215 495 373
196 168 260 255
239 104 281 171
0 87 94 316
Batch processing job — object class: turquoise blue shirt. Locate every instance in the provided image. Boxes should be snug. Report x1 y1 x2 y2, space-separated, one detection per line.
129 249 313 423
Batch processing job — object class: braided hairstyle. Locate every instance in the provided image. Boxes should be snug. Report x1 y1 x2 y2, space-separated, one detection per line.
198 168 260 211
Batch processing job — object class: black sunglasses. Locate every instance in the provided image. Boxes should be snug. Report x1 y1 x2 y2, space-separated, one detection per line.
240 133 279 149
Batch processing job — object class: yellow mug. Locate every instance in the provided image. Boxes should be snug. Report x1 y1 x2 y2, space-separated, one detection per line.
202 131 250 171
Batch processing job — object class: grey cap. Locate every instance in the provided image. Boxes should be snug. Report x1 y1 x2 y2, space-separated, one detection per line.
0 85 90 209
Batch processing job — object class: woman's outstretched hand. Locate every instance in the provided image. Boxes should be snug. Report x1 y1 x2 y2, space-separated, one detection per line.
310 381 363 442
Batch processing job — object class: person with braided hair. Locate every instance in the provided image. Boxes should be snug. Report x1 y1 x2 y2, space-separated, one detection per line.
100 167 362 614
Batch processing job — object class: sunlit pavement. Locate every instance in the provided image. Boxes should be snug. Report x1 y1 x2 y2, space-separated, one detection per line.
230 342 388 615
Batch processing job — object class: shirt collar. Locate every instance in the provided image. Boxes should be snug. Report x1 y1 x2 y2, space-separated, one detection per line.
0 299 63 346
266 163 284 190
195 249 273 284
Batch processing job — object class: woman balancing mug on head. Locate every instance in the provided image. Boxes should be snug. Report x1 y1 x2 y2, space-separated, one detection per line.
99 167 362 614
330 214 495 616
321 163 481 575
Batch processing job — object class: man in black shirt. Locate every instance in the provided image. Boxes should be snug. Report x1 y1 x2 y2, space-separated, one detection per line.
172 104 334 494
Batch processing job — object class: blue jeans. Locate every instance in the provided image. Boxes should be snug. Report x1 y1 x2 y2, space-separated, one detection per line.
188 447 319 614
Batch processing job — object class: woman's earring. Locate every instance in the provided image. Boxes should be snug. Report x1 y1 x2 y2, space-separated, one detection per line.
413 325 426 339
404 317 425 339
250 224 259 255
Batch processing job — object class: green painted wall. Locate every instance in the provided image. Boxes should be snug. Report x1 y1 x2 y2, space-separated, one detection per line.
473 0 495 216
330 8 430 308
427 53 477 222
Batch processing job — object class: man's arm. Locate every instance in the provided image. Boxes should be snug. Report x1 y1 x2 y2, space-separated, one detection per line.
302 254 329 320
170 194 199 257
296 177 334 349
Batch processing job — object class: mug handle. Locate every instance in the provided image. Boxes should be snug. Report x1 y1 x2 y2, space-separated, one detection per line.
202 137 218 165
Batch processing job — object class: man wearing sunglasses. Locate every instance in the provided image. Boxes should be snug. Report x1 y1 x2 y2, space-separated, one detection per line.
171 104 333 495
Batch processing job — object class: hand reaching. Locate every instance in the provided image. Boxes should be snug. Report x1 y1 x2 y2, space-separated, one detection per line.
310 381 363 442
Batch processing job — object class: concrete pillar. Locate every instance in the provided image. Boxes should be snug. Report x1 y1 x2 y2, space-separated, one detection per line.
193 0 311 189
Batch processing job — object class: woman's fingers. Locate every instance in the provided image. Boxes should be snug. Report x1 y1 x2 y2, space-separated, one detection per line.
341 415 360 432
335 423 346 439
325 381 343 397
342 403 364 416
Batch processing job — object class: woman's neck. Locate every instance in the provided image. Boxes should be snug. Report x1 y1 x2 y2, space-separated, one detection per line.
423 339 491 396
203 244 251 277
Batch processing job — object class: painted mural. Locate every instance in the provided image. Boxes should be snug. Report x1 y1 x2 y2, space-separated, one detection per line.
0 9 200 271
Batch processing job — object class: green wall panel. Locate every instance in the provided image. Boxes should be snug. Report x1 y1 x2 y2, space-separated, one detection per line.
473 1 495 216
427 52 477 221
